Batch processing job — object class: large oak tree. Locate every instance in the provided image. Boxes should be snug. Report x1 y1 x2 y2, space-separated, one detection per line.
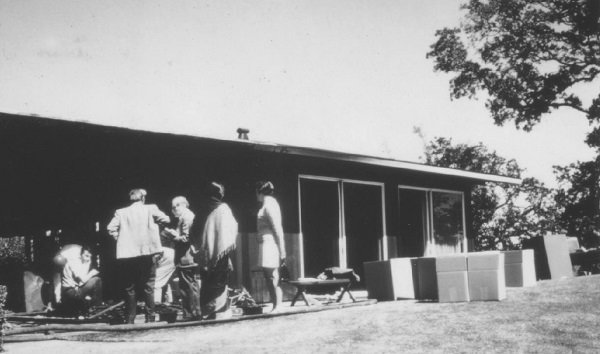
427 0 600 145
427 0 600 247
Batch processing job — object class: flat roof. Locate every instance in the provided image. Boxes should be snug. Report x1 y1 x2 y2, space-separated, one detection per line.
0 112 522 185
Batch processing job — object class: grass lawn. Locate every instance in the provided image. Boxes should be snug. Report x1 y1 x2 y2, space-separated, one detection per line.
5 274 600 353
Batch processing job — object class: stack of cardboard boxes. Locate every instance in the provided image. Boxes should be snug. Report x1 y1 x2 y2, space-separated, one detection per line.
365 250 537 303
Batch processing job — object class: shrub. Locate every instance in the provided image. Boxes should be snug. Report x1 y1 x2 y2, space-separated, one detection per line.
0 284 7 352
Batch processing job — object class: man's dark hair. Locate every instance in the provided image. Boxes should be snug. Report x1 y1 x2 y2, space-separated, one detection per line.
80 245 93 255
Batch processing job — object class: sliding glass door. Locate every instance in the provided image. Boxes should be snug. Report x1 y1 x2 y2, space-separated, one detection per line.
398 187 466 257
299 176 386 279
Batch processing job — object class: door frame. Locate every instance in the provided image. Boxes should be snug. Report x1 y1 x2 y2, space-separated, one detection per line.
298 175 387 277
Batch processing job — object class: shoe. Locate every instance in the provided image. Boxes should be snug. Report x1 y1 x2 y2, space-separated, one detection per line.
181 315 202 322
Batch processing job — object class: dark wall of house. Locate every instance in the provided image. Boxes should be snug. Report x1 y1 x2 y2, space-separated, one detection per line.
1 112 477 239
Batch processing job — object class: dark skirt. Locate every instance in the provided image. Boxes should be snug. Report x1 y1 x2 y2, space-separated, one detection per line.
200 255 232 316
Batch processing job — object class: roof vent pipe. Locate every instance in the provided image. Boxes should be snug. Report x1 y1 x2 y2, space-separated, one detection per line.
237 128 249 140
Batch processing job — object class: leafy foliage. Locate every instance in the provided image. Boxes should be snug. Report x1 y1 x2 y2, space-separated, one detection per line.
554 156 600 247
425 137 561 250
0 237 27 264
0 285 6 352
427 0 600 145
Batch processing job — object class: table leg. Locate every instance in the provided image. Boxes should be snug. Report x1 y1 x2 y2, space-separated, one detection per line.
347 289 356 302
291 289 301 307
300 290 311 306
336 284 356 303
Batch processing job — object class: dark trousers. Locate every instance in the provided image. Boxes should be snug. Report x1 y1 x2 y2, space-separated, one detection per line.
61 277 103 315
119 255 157 323
178 266 201 318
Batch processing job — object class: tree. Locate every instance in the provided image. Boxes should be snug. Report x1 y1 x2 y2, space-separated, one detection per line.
427 0 600 145
425 137 561 250
554 156 600 247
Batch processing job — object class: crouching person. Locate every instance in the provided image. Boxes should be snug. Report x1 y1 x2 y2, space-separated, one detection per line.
61 245 103 315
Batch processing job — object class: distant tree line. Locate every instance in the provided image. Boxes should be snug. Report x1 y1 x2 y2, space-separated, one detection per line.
425 137 599 250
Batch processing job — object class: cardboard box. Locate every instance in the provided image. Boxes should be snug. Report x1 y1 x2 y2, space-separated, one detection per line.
503 250 536 287
504 249 533 264
363 258 415 300
364 258 416 301
523 235 573 280
468 269 506 301
389 258 417 299
364 260 393 301
467 251 503 271
435 254 469 302
410 258 420 299
505 263 536 287
435 254 468 272
566 237 580 253
416 257 438 300
437 271 470 302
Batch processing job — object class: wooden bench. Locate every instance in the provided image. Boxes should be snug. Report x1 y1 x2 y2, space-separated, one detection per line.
287 279 356 306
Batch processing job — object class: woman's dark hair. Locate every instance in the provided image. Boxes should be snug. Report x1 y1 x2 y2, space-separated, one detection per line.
207 181 225 201
255 181 275 195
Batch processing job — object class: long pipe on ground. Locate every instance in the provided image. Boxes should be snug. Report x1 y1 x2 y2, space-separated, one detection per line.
5 299 376 337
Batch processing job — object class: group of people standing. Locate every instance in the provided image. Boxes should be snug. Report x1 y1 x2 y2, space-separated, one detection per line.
104 181 286 323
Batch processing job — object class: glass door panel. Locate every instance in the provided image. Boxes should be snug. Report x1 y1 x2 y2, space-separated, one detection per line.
343 182 383 283
430 191 465 255
299 178 340 277
398 188 428 257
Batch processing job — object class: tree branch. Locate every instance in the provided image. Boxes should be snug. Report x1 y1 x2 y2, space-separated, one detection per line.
550 102 590 114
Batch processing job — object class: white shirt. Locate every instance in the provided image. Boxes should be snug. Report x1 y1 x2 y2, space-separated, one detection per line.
61 257 93 289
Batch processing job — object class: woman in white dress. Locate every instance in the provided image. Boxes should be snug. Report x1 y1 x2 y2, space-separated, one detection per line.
256 181 286 312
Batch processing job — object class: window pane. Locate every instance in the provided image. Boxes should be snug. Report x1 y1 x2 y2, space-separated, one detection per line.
398 188 428 257
431 192 464 254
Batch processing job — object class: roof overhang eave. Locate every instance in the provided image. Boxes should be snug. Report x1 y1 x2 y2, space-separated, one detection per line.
252 143 523 185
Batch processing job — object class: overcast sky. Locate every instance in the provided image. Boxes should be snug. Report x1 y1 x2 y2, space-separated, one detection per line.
0 0 595 186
